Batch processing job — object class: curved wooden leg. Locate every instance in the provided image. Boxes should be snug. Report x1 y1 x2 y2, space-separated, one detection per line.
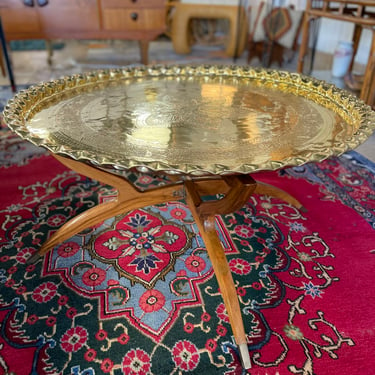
29 183 183 263
184 175 305 368
255 181 307 211
185 176 255 369
28 154 184 263
197 216 251 369
138 40 149 65
31 200 121 263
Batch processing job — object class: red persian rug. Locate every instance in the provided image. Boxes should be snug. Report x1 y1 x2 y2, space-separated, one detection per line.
0 89 375 374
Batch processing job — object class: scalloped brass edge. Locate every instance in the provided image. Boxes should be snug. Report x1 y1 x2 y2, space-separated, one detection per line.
3 65 375 176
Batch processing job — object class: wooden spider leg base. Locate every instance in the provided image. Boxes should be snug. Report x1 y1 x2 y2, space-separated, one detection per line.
29 154 305 370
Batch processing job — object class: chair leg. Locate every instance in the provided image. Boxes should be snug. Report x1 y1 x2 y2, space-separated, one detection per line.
46 39 53 66
360 30 375 108
297 12 310 73
349 23 362 72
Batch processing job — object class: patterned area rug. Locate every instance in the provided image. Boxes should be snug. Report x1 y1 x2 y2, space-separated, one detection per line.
1 87 375 374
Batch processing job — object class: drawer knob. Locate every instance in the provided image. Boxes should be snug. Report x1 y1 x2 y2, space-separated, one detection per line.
23 0 34 6
37 0 49 6
130 12 138 21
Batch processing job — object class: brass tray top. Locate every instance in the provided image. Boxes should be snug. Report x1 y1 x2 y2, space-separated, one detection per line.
3 65 375 175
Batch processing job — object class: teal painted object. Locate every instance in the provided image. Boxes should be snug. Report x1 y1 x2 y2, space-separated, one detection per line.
9 39 64 51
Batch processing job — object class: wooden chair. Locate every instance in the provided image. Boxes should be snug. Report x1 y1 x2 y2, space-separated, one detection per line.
247 2 304 68
297 0 375 108
169 1 248 58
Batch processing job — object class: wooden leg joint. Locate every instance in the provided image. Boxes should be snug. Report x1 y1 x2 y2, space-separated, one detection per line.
184 175 257 219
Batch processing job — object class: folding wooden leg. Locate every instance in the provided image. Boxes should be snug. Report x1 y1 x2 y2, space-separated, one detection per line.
189 214 252 369
184 175 257 369
255 181 306 211
28 154 184 263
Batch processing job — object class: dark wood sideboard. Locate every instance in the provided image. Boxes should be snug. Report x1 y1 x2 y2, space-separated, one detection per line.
0 0 167 65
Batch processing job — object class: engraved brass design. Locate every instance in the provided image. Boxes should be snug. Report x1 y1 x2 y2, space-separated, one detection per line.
3 65 375 175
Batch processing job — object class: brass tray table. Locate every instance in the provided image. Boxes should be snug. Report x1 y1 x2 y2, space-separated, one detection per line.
4 65 375 369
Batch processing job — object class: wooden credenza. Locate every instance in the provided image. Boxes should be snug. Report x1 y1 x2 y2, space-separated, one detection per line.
0 0 167 64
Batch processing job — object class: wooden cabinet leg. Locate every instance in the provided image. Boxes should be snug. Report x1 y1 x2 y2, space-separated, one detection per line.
139 40 149 65
46 39 53 66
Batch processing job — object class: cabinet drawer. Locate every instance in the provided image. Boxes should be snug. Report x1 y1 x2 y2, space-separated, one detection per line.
0 0 30 8
101 0 166 9
0 8 41 34
102 8 165 31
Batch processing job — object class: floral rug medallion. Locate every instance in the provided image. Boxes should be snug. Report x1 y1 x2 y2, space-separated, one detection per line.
86 209 193 289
